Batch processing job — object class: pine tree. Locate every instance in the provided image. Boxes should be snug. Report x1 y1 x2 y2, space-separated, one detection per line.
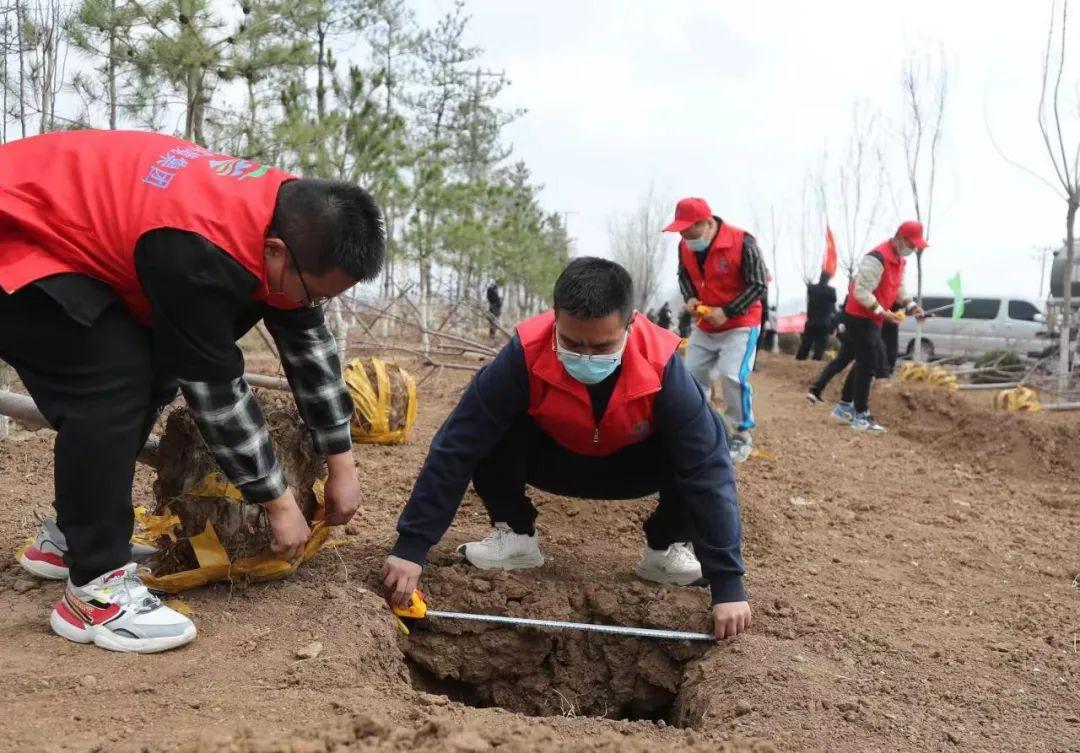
67 0 140 129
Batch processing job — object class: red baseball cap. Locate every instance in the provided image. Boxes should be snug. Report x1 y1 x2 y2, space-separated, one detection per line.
897 220 929 250
663 197 713 233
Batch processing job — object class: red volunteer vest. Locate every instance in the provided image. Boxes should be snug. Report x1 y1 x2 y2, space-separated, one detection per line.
0 130 298 325
518 311 681 457
678 222 762 333
844 240 907 326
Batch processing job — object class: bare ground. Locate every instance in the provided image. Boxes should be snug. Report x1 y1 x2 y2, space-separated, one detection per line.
0 352 1077 753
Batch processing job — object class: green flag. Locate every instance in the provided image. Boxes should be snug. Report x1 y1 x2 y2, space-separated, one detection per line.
946 273 964 319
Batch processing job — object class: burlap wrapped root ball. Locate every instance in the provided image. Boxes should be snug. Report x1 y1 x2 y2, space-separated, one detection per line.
146 392 324 579
344 357 417 445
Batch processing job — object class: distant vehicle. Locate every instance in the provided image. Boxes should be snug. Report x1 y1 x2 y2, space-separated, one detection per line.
898 296 1050 360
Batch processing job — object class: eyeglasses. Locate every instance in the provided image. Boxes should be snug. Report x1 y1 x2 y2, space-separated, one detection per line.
281 238 329 309
551 327 629 361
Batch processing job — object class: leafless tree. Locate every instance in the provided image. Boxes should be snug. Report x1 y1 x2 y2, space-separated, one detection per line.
6 0 70 134
13 0 26 138
899 48 948 360
609 184 669 313
0 5 12 143
752 204 782 306
1035 1 1080 386
796 165 827 285
987 1 1080 387
835 102 888 281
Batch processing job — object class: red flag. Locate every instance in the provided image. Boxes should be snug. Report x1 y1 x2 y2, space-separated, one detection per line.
823 227 837 277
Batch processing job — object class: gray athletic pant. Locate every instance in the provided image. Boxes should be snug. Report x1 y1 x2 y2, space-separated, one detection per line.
684 325 760 434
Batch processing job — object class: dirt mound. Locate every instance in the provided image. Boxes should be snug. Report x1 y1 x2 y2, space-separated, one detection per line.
149 391 323 574
179 712 776 753
391 564 715 723
877 383 1080 481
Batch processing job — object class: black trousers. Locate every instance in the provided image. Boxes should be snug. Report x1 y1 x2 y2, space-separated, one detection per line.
810 328 855 398
796 324 830 361
880 321 899 376
472 417 692 550
0 285 175 585
837 317 884 413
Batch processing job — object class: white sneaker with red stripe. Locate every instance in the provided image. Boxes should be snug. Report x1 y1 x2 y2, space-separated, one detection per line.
50 564 196 653
19 516 158 581
19 517 69 579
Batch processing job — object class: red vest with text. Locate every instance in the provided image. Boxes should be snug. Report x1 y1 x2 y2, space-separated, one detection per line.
844 240 907 326
679 222 762 333
0 130 298 326
517 311 681 457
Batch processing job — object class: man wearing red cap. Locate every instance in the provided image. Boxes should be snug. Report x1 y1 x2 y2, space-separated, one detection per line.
808 221 927 432
663 198 768 463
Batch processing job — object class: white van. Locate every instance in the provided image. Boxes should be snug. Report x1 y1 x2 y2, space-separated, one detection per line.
897 296 1051 360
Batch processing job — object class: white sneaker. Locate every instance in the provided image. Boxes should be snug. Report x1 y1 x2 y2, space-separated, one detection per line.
635 542 705 587
830 402 855 423
728 433 753 464
50 564 196 653
19 516 159 580
851 412 887 434
458 523 545 570
19 516 68 580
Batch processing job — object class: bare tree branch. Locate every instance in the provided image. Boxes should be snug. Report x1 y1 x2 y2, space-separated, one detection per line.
609 182 668 312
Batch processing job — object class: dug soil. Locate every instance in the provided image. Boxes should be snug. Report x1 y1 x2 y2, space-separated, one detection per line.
0 351 1077 753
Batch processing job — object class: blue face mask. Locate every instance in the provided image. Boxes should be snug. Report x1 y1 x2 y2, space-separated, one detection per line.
687 235 711 252
556 330 627 385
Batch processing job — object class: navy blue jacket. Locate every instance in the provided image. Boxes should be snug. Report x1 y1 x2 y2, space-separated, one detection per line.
392 337 747 604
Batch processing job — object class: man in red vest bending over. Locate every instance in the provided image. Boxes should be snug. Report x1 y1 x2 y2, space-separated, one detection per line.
823 221 928 433
0 130 384 653
664 198 768 464
381 258 751 641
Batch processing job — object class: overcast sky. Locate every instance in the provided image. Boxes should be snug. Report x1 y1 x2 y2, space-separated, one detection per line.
415 0 1077 311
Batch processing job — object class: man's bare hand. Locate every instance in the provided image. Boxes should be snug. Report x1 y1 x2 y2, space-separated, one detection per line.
382 556 423 610
686 297 702 314
264 491 311 561
705 307 729 328
882 310 904 326
323 452 361 526
910 304 926 321
712 601 752 640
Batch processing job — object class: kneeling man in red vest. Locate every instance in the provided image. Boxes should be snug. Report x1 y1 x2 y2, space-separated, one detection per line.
1 130 384 652
382 258 751 640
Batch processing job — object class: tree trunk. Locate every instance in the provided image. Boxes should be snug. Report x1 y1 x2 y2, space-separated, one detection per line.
1 21 8 143
913 250 926 362
107 10 117 130
330 299 348 368
184 71 196 141
0 361 13 439
16 0 27 138
1059 200 1077 392
316 23 326 122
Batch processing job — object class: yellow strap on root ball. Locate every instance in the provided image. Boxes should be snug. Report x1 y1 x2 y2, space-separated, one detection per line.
993 386 1040 413
344 357 418 445
140 476 332 593
899 362 929 382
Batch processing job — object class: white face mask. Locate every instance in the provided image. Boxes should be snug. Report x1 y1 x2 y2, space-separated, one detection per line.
898 243 916 257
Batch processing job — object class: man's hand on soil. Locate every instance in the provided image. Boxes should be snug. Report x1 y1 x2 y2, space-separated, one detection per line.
382 556 423 610
712 601 751 640
323 451 362 526
264 490 311 561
